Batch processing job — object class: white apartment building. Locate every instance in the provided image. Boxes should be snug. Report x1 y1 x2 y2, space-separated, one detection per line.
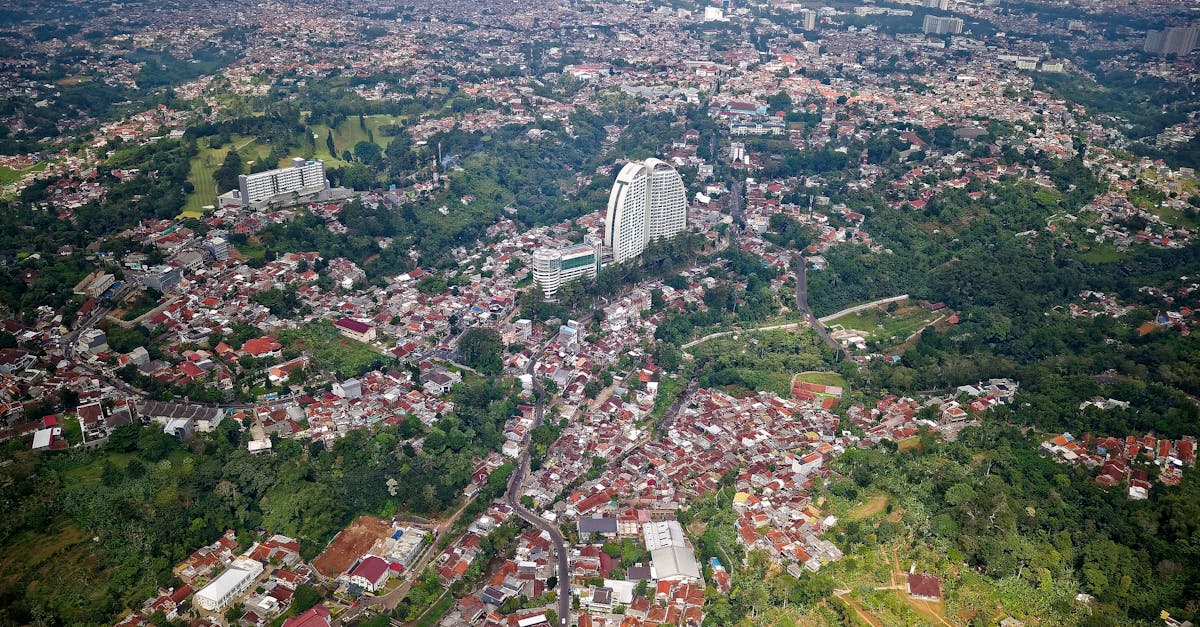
236 158 328 207
603 158 687 264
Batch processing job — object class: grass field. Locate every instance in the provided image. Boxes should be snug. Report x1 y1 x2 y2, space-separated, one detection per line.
277 319 386 380
308 114 406 166
827 301 940 346
794 371 847 389
845 493 890 521
0 519 117 622
1152 205 1199 229
1079 242 1122 263
182 135 276 216
0 162 47 187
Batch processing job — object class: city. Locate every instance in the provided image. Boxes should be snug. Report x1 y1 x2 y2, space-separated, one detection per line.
1 0 1200 626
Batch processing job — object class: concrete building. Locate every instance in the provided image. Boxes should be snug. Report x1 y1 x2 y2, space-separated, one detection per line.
604 158 687 264
799 9 816 30
923 15 963 35
236 158 329 208
1144 25 1199 56
143 265 182 292
194 557 264 611
205 236 230 261
532 242 600 299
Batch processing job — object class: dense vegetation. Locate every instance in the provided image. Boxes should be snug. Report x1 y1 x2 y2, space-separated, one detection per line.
0 373 517 624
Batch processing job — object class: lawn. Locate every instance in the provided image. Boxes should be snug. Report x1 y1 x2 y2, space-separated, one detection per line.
1079 242 1122 263
794 370 847 389
182 135 276 216
827 301 940 346
277 319 387 380
0 162 47 187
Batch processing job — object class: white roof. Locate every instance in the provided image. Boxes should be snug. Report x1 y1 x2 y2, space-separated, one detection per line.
32 428 57 449
196 566 255 604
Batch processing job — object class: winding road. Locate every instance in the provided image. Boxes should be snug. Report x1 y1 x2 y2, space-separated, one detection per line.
504 337 571 626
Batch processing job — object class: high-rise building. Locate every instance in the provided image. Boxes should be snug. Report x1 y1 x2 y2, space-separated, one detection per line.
532 242 601 299
1144 25 1199 56
799 9 816 30
604 158 687 264
236 158 328 207
922 15 963 35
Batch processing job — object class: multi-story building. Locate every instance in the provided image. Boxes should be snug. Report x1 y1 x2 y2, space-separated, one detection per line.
604 158 687 264
1144 25 1199 56
922 15 963 35
205 236 229 261
532 242 600 300
799 9 816 30
235 158 328 208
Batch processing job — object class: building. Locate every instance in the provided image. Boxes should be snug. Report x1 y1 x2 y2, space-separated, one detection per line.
799 9 816 30
194 558 264 611
143 265 182 292
578 515 620 543
922 15 963 35
532 242 600 299
1144 25 1199 56
604 158 688 264
334 317 376 343
85 273 115 298
348 555 391 592
281 605 331 627
906 573 942 601
205 236 230 261
236 158 329 208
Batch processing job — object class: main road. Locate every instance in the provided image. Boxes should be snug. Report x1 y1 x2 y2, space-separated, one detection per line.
504 336 571 626
795 257 841 354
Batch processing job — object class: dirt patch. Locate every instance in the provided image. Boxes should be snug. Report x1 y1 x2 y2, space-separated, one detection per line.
847 493 889 521
312 515 392 578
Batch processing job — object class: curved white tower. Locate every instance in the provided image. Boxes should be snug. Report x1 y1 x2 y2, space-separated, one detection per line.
604 158 687 264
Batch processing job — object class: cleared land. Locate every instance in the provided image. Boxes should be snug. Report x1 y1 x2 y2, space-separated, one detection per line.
826 300 941 345
845 493 889 521
277 319 385 380
312 515 392 578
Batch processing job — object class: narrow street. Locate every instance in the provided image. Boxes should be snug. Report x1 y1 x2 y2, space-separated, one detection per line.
503 336 572 626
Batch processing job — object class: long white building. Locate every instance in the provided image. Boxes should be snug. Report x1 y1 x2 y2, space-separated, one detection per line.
532 242 600 299
236 158 328 207
604 158 687 264
194 556 264 611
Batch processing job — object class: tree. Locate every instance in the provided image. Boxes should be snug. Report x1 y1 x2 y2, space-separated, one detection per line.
457 327 504 375
214 148 243 192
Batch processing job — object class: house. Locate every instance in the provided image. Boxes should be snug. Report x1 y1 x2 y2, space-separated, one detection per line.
577 516 619 543
281 605 331 627
906 573 941 601
334 318 376 343
242 337 282 359
348 555 390 593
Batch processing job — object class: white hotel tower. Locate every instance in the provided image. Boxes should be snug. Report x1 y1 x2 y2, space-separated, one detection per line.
603 158 687 264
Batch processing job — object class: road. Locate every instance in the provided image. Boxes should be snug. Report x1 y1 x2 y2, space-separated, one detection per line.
795 257 840 353
504 336 572 627
817 294 910 324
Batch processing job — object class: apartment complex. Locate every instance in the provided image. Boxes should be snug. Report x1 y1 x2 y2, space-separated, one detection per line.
604 158 687 264
235 158 329 207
